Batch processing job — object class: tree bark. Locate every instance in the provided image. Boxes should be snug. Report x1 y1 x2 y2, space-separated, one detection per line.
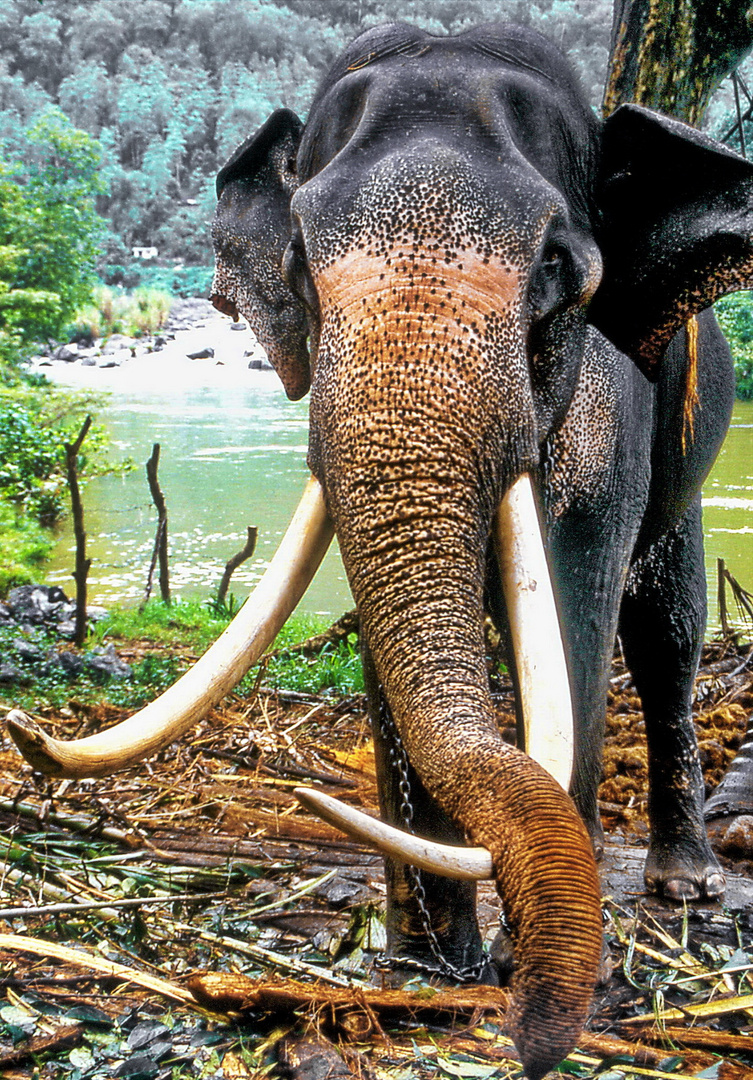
64 416 92 648
604 0 753 122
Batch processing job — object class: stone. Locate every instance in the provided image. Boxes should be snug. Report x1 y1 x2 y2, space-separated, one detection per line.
102 334 135 354
0 662 23 683
84 644 132 681
52 344 78 362
230 321 247 331
186 347 214 359
58 650 85 678
81 356 97 366
13 639 43 664
7 585 68 625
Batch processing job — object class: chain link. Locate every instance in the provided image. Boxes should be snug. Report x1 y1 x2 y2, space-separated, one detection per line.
377 695 489 984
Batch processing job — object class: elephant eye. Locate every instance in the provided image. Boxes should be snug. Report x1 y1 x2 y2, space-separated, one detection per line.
541 244 566 272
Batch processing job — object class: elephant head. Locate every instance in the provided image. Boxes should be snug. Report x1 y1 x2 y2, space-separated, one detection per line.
9 20 753 1080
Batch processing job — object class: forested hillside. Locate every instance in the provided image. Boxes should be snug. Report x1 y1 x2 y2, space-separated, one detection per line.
0 0 612 276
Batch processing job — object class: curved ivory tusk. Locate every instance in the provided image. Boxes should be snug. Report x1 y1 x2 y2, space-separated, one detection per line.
495 473 574 791
294 786 493 881
6 477 334 779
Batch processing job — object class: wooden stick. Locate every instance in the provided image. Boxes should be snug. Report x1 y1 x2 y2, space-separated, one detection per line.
64 415 92 647
145 443 170 606
0 890 229 920
0 933 196 1005
217 526 258 605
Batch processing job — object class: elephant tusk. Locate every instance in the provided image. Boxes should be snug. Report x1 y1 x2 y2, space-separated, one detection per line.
6 478 335 779
495 473 574 791
294 786 493 880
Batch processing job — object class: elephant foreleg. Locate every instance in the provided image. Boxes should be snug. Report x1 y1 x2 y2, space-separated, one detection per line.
618 499 725 900
362 644 496 985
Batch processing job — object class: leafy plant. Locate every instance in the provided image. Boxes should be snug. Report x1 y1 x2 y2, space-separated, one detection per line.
71 284 172 341
715 292 753 399
0 501 52 594
0 107 107 344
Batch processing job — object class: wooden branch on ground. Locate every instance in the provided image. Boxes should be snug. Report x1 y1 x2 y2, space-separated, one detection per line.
64 416 92 648
217 526 258 605
269 609 359 659
144 443 170 606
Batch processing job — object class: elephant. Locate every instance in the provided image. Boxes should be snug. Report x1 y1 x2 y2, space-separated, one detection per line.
7 19 753 1080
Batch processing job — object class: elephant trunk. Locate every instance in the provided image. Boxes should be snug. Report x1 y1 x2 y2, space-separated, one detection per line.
330 469 600 1078
309 262 600 1076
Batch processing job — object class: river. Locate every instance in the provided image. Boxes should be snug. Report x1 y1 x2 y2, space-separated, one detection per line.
44 313 753 626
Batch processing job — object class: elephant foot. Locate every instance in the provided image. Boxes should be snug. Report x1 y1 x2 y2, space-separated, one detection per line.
644 837 725 901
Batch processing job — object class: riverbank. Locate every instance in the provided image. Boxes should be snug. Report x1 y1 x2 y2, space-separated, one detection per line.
31 298 274 392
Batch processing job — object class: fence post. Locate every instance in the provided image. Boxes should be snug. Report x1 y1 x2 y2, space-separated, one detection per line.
145 443 170 606
65 416 92 648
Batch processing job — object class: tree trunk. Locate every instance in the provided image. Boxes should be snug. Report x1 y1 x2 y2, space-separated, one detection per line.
603 0 753 122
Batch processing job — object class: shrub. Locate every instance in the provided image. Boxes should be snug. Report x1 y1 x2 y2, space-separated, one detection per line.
70 285 172 341
715 292 753 400
0 500 53 595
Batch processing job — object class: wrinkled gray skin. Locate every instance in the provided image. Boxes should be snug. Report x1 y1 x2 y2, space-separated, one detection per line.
211 20 753 1069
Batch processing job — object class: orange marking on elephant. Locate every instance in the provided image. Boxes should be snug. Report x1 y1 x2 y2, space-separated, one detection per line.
315 248 522 329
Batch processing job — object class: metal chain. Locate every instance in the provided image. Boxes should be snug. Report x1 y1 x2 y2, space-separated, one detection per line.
377 696 488 984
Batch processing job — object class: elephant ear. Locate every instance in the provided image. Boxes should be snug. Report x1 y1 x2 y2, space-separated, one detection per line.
589 103 753 380
212 109 310 400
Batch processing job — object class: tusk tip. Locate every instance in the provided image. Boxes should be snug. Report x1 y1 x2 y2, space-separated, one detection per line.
5 710 66 776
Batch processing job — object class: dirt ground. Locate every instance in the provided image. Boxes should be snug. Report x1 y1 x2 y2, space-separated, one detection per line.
0 638 751 1078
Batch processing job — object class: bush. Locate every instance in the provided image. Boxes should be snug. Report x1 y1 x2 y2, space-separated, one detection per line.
715 292 753 400
71 285 172 340
0 501 53 595
0 381 115 524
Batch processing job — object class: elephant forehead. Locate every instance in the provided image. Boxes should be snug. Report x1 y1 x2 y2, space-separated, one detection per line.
294 143 560 271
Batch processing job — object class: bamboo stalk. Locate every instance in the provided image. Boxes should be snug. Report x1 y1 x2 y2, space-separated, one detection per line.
0 933 196 1005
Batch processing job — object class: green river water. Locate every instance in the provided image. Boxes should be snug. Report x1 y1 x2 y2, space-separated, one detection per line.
46 348 753 626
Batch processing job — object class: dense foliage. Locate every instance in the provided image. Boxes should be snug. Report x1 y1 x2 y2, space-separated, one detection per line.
0 0 614 279
0 107 106 348
715 293 753 400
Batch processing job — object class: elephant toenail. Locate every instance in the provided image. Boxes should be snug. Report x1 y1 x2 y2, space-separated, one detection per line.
705 872 726 898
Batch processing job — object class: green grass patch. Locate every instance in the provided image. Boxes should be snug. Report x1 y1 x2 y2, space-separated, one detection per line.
71 284 172 341
2 602 363 714
90 597 231 655
0 500 53 594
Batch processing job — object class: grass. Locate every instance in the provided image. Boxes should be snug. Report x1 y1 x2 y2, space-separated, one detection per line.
2 601 363 714
0 501 53 594
71 285 172 341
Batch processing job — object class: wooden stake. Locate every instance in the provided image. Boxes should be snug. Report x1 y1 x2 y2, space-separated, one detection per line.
144 443 170 606
64 416 92 648
217 526 258 605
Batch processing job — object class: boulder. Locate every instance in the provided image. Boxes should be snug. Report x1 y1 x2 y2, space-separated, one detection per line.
52 344 78 363
7 585 68 625
84 644 132 681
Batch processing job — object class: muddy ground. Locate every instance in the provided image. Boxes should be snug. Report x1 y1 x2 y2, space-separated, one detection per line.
0 638 751 1078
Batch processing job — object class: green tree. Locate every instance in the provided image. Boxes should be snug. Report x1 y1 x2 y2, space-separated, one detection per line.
0 107 107 342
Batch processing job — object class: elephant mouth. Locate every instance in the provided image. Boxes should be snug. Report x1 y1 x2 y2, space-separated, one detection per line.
5 473 573 804
210 293 240 321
